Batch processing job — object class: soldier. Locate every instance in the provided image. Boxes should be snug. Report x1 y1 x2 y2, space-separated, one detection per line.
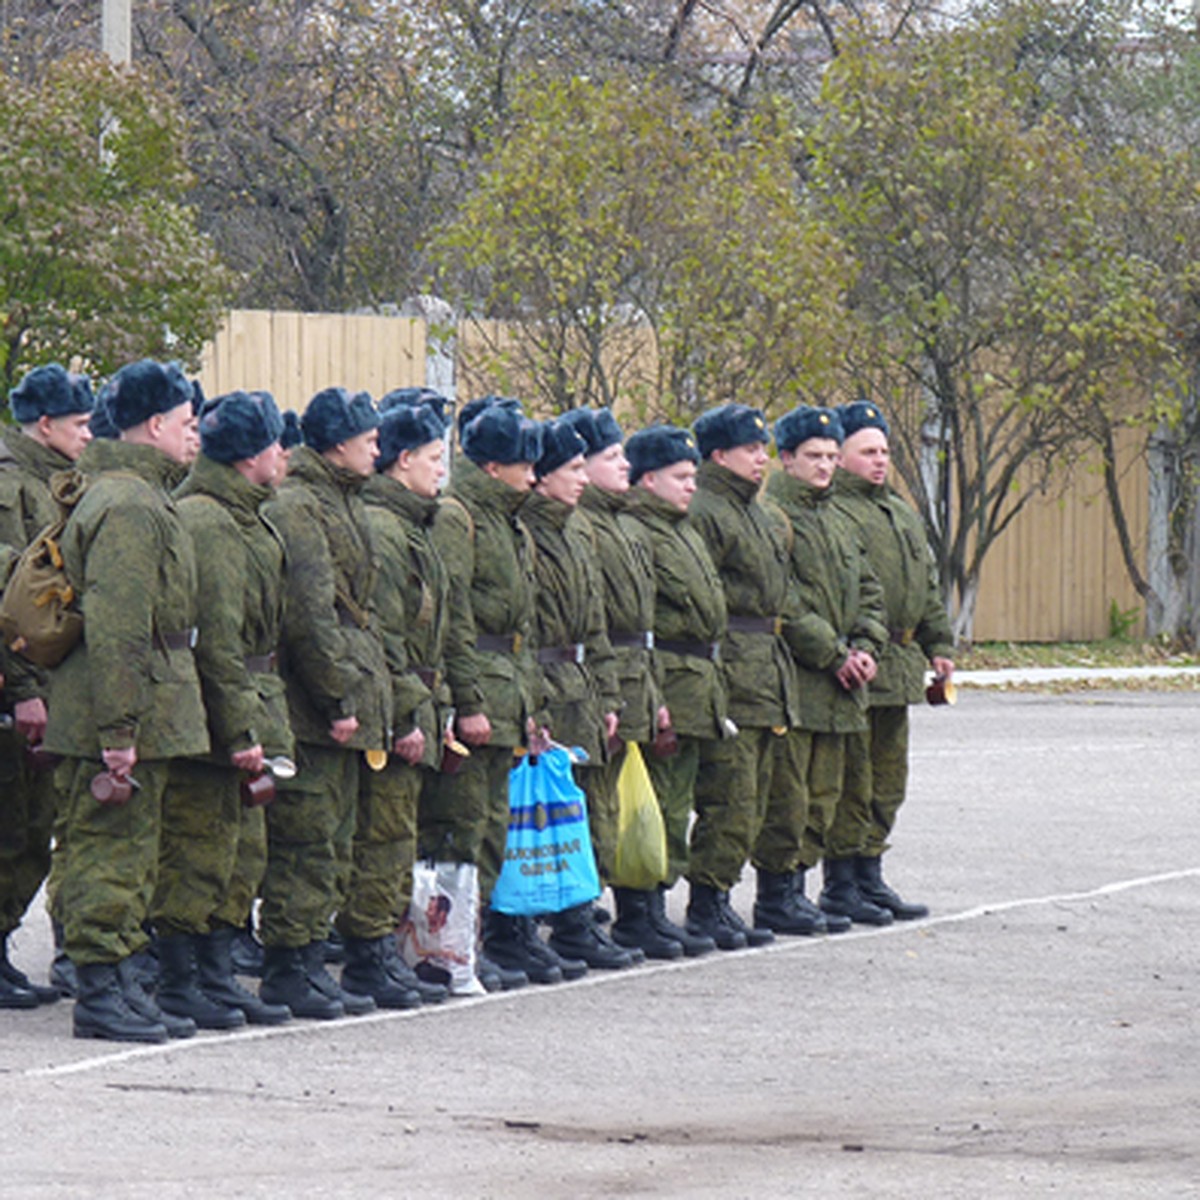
619 425 722 957
337 399 453 1007
0 364 93 1008
427 401 562 985
761 406 889 934
685 403 799 949
152 391 294 1029
258 387 390 1019
828 400 955 920
45 359 210 1043
523 418 631 970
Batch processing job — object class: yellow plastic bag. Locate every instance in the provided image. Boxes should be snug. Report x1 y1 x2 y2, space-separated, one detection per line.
612 742 668 890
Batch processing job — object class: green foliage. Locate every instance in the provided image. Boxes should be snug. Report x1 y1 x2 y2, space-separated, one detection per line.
1108 598 1141 641
0 54 232 392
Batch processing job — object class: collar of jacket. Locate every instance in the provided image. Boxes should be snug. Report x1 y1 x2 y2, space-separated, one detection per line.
579 482 625 518
287 444 367 495
522 489 573 532
625 486 686 527
697 458 761 505
767 469 830 509
834 466 888 501
0 429 74 482
363 472 438 526
451 456 529 518
175 452 273 522
78 437 184 491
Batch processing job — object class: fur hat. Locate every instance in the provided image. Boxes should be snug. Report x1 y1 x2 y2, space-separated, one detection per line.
461 404 543 466
378 386 452 429
301 387 380 452
89 379 120 440
8 363 95 423
559 407 623 457
280 409 303 450
457 395 522 437
774 405 845 453
534 418 588 480
692 403 770 458
625 425 700 484
108 360 194 431
199 390 285 464
375 404 447 472
837 399 890 440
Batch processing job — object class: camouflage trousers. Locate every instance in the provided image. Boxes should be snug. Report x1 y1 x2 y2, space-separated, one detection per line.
751 727 837 875
578 752 621 888
643 736 701 888
336 758 423 941
688 726 777 891
260 743 357 949
55 756 169 966
0 732 56 935
151 759 267 937
834 705 909 859
420 743 515 905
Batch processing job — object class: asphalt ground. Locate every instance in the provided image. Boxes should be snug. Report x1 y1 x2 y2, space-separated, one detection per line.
2 688 1197 1198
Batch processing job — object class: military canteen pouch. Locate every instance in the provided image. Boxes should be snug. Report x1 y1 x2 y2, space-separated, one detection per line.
489 747 601 917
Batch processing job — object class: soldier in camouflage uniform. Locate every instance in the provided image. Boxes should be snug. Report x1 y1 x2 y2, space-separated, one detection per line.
762 406 889 934
258 387 390 1019
523 418 630 971
829 400 955 920
0 364 93 1007
45 359 209 1043
152 391 294 1029
337 399 452 1007
619 425 723 957
685 403 799 950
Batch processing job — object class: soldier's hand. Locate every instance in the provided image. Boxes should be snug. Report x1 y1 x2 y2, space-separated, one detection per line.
231 744 265 774
102 746 137 777
603 711 620 742
850 650 877 685
525 718 552 756
457 712 492 747
657 705 672 731
393 728 426 764
329 716 359 745
14 697 48 743
931 656 955 681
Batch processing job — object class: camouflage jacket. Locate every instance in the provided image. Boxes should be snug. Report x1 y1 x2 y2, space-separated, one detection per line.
765 470 889 733
263 446 391 751
0 431 73 703
577 485 661 743
830 468 954 706
175 454 293 762
521 491 619 763
44 438 208 760
619 489 728 740
432 457 541 748
363 473 450 769
687 460 799 730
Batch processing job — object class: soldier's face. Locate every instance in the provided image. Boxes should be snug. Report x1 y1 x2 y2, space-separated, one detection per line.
536 454 588 507
328 429 379 477
151 401 195 465
641 459 696 512
840 428 890 485
712 441 768 485
182 414 201 465
585 443 630 494
398 438 446 499
487 460 537 493
243 441 284 487
40 412 93 462
782 438 840 489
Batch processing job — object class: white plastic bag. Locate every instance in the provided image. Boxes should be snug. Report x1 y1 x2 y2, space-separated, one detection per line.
398 861 485 997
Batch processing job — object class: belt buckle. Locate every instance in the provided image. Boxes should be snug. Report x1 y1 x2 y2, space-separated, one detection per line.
573 642 585 665
772 616 783 636
512 633 523 655
643 631 655 651
187 627 199 650
710 641 721 663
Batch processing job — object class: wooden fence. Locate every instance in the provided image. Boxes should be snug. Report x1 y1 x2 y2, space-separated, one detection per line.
197 309 1149 643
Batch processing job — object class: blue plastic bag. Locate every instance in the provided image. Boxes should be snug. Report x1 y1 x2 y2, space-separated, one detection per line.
489 747 602 916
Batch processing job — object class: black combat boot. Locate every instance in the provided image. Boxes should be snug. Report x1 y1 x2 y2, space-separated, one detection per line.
753 870 821 936
855 855 929 920
0 931 59 1005
549 902 635 970
685 883 747 951
118 957 196 1039
49 919 78 997
718 890 774 947
195 926 291 1026
475 944 529 992
260 946 343 1020
382 934 449 1003
341 936 423 1009
649 885 715 957
523 915 588 979
482 911 562 985
792 869 845 934
230 915 264 977
156 935 246 1030
74 962 168 1044
300 941 375 1015
819 857 894 926
611 888 684 960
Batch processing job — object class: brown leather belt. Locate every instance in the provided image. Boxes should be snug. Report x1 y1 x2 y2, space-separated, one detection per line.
537 642 586 666
726 615 783 636
890 627 916 646
410 666 440 688
656 638 721 662
476 632 523 655
244 652 278 673
160 628 198 651
609 631 655 650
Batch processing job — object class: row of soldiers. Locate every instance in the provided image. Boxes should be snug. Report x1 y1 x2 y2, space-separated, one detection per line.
0 358 954 1042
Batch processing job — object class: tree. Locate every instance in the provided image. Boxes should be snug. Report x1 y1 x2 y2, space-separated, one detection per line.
0 53 231 393
807 16 1180 642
